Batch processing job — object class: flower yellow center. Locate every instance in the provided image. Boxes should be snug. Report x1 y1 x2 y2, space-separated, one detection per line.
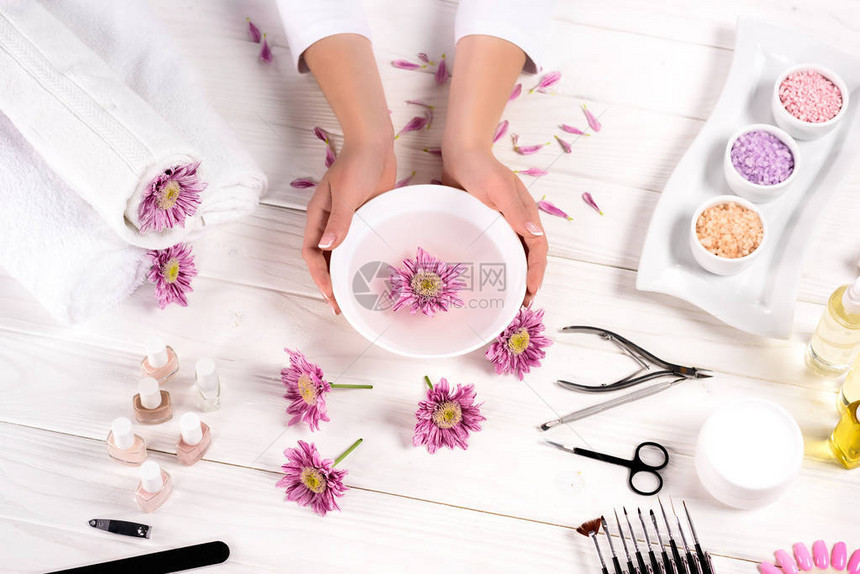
162 258 180 283
432 400 463 429
158 180 181 210
297 373 318 405
411 271 442 298
300 467 326 494
507 328 530 355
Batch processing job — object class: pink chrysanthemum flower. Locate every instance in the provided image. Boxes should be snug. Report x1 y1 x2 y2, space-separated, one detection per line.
138 162 206 233
413 377 486 454
146 243 197 309
389 247 466 316
281 349 332 432
486 307 552 380
276 440 348 516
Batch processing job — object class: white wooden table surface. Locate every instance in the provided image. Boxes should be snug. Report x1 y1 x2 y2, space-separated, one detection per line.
2 1 859 572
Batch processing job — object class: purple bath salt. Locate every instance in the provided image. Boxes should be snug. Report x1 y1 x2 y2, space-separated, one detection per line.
730 130 794 185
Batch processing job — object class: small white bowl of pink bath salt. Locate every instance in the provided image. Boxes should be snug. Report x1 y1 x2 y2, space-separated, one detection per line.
689 195 767 276
723 124 798 203
772 64 849 140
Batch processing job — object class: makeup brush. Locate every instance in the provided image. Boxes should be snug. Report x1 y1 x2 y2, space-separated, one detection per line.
639 507 662 574
659 498 688 574
601 515 624 574
614 509 637 574
671 499 699 574
682 501 713 574
577 518 609 574
651 509 675 574
624 507 649 574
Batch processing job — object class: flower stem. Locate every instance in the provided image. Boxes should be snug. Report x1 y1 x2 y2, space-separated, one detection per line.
334 438 363 467
330 384 373 389
423 375 433 389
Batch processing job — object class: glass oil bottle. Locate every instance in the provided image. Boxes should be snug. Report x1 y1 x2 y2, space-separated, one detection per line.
806 279 860 377
838 356 860 414
830 400 860 469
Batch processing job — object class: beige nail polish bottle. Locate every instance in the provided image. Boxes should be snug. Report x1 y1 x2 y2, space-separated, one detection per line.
133 377 173 424
140 335 179 384
106 417 147 465
176 412 211 465
135 461 173 513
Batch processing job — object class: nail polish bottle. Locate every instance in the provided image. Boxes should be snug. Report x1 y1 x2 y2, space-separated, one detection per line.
106 417 147 465
133 377 173 424
195 358 221 412
140 335 179 385
135 461 173 513
177 412 211 465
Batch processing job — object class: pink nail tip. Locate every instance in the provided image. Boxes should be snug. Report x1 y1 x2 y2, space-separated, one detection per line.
832 541 848 570
759 561 781 574
793 543 813 571
776 549 799 574
813 540 830 569
846 548 860 574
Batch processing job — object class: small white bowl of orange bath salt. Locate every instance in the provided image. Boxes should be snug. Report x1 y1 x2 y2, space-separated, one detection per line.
689 196 767 275
772 64 849 140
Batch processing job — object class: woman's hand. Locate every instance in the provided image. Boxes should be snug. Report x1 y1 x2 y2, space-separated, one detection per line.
303 141 396 315
442 147 547 306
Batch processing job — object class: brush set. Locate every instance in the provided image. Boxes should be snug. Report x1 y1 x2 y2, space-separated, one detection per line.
577 499 714 574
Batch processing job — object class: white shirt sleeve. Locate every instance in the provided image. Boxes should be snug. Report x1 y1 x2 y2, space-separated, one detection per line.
275 0 372 73
454 0 553 74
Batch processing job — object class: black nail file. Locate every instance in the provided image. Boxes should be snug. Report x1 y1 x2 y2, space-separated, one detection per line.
45 541 230 573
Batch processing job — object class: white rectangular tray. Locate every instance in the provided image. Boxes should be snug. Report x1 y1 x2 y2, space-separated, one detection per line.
636 18 860 339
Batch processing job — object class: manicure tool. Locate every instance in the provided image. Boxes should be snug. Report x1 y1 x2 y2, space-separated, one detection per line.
639 507 663 574
624 507 650 574
615 509 638 574
88 518 151 539
47 541 230 573
577 518 609 574
544 440 669 496
601 515 625 574
651 509 675 574
683 501 714 574
660 499 688 574
671 499 699 574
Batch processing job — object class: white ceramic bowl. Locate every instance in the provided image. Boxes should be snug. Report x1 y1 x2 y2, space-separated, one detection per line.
723 124 799 203
689 195 768 276
772 63 849 140
695 399 803 509
330 185 527 359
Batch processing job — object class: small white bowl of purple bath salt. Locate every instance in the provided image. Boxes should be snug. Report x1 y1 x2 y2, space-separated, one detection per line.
723 124 799 203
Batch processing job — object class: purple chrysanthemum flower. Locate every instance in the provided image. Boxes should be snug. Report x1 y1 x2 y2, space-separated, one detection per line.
138 162 206 233
413 378 486 454
281 348 332 432
276 440 348 516
146 242 197 309
486 307 552 380
388 247 466 316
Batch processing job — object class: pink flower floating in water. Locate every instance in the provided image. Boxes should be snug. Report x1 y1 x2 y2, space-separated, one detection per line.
139 162 206 233
537 195 573 221
413 377 485 454
276 439 362 516
389 247 466 316
147 242 198 309
259 34 273 63
246 18 262 43
529 71 561 94
486 307 552 380
281 348 332 432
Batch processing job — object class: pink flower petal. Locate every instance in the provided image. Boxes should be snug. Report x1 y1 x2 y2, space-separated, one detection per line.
423 147 442 156
435 55 449 85
313 127 329 143
395 171 416 188
582 192 604 215
246 18 262 43
406 100 435 129
493 120 509 144
515 167 548 177
512 134 548 155
555 135 572 154
560 124 589 136
582 104 601 132
418 53 431 64
392 59 424 70
509 84 522 101
395 114 430 139
529 71 561 94
537 195 573 221
290 177 318 189
324 145 336 168
259 34 272 63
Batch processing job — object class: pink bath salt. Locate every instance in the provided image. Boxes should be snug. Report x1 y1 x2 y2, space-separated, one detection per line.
779 69 843 123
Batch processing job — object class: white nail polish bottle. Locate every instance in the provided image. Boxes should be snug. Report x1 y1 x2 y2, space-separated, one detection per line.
195 358 221 412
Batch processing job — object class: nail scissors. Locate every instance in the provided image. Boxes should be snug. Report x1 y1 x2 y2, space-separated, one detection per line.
544 439 669 496
558 326 712 393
